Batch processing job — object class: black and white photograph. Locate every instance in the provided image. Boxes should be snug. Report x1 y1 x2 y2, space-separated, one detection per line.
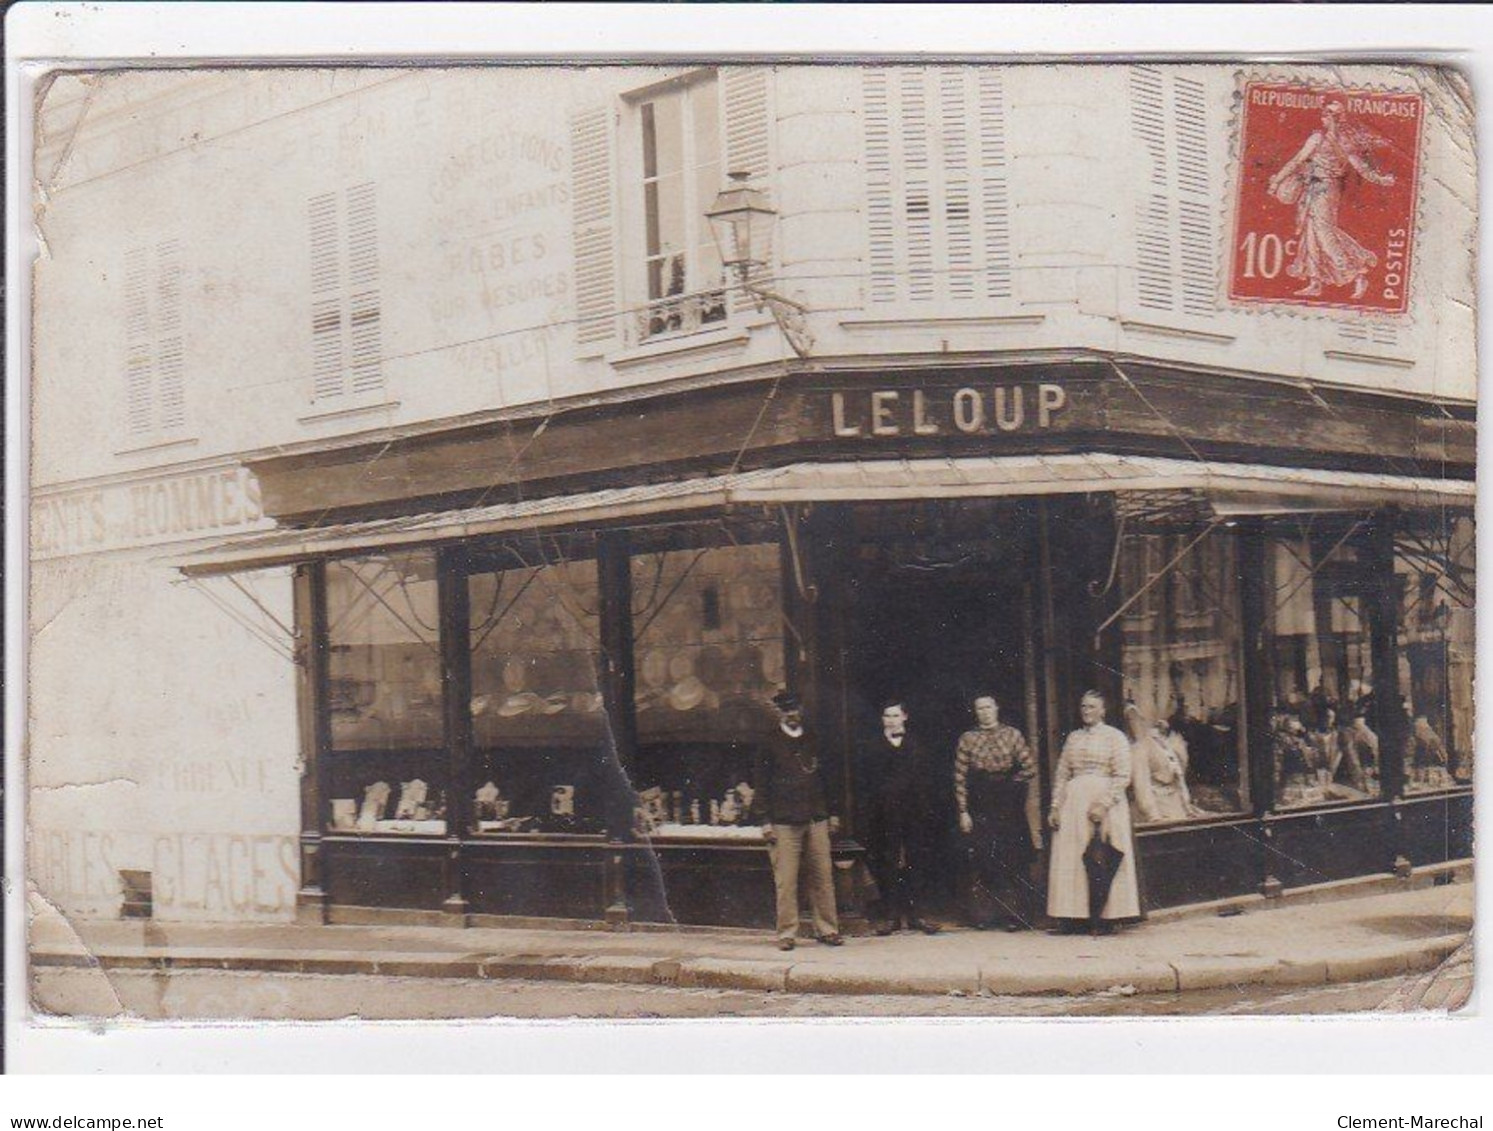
6 6 1490 1098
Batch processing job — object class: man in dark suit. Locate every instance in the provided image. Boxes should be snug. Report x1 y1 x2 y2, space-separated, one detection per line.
755 690 842 951
861 699 941 935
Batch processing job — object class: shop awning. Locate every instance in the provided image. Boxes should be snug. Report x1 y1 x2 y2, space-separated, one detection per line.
176 453 1474 577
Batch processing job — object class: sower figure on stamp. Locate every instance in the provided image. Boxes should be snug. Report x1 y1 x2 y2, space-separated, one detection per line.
955 694 1043 931
1268 100 1396 300
755 690 842 951
861 699 942 936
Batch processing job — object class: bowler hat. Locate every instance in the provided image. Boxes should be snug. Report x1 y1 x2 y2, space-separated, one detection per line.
771 690 802 713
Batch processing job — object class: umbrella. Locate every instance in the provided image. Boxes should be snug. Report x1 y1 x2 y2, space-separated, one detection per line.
1082 822 1125 934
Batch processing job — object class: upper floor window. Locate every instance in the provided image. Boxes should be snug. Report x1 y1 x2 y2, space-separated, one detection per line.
570 68 770 354
307 182 384 404
1128 66 1216 318
862 67 1013 307
637 72 727 338
122 239 188 442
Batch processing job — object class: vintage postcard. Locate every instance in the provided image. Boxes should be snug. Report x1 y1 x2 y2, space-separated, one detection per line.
23 58 1474 1025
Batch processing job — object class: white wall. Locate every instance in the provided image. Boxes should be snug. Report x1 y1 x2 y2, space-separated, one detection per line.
33 63 1474 491
28 551 299 922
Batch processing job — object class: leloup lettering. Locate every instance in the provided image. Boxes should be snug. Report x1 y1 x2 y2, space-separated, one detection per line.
830 383 1069 438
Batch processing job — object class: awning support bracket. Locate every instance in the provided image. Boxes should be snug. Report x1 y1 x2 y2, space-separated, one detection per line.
1272 517 1368 616
344 562 442 658
181 576 299 667
1093 518 1221 643
779 504 818 604
1087 514 1127 599
225 572 295 642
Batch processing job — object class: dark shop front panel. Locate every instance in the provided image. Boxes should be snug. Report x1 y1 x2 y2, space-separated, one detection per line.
631 845 777 929
323 838 451 911
464 842 610 920
1264 805 1397 890
1136 819 1264 909
1396 792 1474 867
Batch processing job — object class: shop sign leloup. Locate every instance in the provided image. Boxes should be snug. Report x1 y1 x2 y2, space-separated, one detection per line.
32 465 268 561
827 382 1072 440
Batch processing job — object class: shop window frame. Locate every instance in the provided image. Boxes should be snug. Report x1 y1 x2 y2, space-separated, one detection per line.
318 548 451 840
457 537 615 841
1393 511 1475 799
1118 523 1253 830
1260 517 1398 817
626 533 789 842
305 513 798 856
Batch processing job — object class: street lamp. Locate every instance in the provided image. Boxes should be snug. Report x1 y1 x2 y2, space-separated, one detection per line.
705 171 814 358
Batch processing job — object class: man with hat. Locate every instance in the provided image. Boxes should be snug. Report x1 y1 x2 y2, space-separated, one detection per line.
754 690 842 950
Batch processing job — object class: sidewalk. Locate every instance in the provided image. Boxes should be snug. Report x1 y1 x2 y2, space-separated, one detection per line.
29 880 1472 1001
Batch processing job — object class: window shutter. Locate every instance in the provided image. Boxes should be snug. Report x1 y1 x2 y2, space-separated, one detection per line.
123 240 188 437
307 183 383 402
973 69 1012 301
570 106 618 351
939 68 973 301
901 68 935 302
124 247 153 435
1130 66 1217 318
1337 322 1399 347
154 240 185 429
1130 67 1175 312
345 182 383 396
863 66 1011 307
723 67 770 180
308 190 346 400
722 67 771 313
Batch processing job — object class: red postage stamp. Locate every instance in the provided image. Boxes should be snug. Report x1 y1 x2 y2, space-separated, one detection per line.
1230 81 1423 314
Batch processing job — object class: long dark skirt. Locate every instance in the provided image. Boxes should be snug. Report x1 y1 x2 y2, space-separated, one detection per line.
966 777 1038 928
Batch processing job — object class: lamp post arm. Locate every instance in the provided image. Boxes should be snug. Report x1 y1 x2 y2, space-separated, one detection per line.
738 278 814 359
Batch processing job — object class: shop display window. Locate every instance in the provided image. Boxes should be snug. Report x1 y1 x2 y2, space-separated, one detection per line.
325 551 448 835
1119 526 1249 823
1397 515 1474 795
467 549 609 836
1264 530 1380 810
630 541 785 839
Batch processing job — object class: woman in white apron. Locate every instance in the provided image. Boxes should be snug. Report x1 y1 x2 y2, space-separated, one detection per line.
1047 690 1141 930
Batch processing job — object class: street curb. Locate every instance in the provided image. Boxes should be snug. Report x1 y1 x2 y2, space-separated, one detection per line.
31 931 1468 999
572 955 659 985
678 958 790 992
1170 956 1327 992
1323 936 1465 985
788 965 980 997
980 961 1179 997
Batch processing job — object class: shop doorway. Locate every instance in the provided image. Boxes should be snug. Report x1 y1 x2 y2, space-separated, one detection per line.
843 515 1038 918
